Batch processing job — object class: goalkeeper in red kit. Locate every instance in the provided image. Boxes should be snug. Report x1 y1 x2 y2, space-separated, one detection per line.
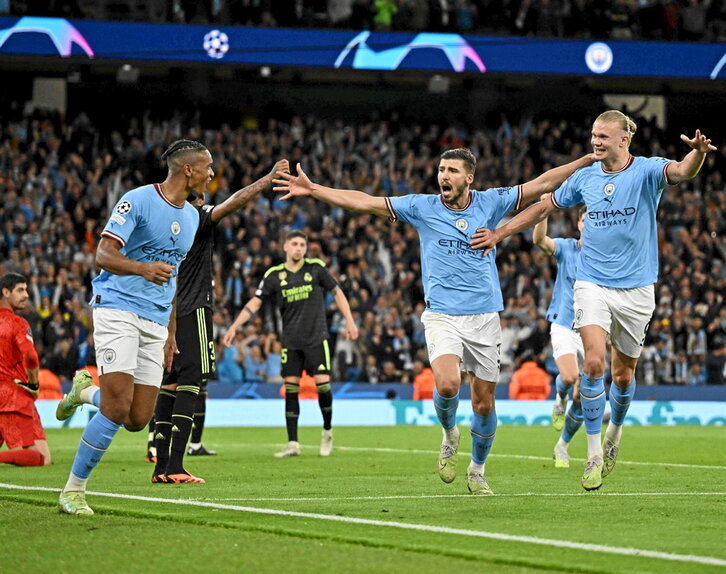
0 272 51 466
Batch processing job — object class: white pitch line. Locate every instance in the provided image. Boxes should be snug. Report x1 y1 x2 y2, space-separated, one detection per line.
2 483 726 568
203 491 726 502
284 444 726 471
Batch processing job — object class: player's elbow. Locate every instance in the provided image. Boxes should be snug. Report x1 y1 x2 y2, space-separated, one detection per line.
95 246 108 269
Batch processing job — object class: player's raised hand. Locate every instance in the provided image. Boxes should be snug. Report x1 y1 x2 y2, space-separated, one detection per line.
269 158 290 179
143 261 174 285
681 130 716 153
273 162 314 200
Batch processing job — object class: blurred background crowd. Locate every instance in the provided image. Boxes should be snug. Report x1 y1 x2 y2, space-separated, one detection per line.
5 0 726 43
1 100 724 387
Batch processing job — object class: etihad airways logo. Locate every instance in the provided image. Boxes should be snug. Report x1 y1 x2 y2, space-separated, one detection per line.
335 31 486 72
588 207 636 228
438 238 480 256
0 17 94 57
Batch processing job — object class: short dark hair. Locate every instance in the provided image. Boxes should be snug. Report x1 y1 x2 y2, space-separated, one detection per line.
0 272 27 295
285 231 307 242
161 139 208 168
578 205 587 219
440 148 476 174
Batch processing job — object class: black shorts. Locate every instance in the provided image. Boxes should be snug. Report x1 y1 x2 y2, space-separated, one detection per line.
164 307 216 386
281 340 331 378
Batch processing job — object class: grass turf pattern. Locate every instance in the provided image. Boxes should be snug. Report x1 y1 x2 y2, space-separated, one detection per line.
1 425 725 573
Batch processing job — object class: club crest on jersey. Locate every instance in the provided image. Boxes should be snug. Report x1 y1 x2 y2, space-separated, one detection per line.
171 221 181 235
455 218 468 231
603 183 615 196
279 271 288 286
116 200 132 215
304 272 313 282
103 349 116 363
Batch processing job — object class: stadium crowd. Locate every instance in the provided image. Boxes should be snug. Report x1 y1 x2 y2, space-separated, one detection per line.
0 102 724 387
6 0 726 43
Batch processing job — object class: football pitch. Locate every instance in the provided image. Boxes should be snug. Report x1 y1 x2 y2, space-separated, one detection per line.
1 425 724 573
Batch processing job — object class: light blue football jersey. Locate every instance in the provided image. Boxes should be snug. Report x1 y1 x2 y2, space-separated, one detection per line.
92 184 199 326
553 156 672 288
386 187 522 315
547 237 579 329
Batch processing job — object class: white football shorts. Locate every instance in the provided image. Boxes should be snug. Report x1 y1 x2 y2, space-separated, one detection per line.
421 310 501 383
550 322 584 368
573 280 655 359
93 307 168 387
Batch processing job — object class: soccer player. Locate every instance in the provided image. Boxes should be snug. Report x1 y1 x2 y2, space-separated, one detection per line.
150 158 289 484
0 272 50 467
57 140 209 515
471 111 715 490
273 149 596 494
532 205 586 468
221 231 359 458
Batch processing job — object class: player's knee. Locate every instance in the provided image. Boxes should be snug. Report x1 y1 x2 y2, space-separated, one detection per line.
285 382 300 394
561 372 579 387
435 377 460 397
316 382 331 393
583 357 605 378
125 420 147 432
472 396 494 415
611 371 634 389
102 401 133 424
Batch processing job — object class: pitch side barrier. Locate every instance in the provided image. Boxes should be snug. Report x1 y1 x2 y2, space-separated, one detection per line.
37 398 726 429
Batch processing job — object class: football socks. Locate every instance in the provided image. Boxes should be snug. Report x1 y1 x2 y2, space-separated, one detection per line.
433 387 459 430
580 374 606 435
69 412 122 480
316 382 333 431
470 409 497 465
562 401 584 443
284 383 301 442
609 378 637 426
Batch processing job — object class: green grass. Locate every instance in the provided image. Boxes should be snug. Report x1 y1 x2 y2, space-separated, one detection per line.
2 425 725 573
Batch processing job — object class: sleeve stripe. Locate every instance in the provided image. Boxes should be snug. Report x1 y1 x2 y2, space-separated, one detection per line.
101 230 126 247
551 192 564 209
515 184 523 211
663 162 675 186
385 197 398 222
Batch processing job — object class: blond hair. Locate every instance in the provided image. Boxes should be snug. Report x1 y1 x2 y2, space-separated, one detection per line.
595 110 637 146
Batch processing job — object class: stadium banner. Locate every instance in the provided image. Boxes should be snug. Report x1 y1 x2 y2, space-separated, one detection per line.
1 16 725 79
36 399 726 429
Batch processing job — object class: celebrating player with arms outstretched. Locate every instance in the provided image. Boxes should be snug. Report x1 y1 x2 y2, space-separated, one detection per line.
471 111 715 490
274 148 595 494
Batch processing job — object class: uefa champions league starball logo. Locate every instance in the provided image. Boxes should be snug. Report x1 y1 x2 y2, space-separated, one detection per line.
203 29 229 60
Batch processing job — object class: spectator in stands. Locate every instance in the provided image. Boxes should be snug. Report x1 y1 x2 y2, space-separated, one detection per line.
412 359 435 400
679 0 708 41
216 339 244 385
0 101 722 394
243 344 267 384
44 335 79 385
508 360 551 400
